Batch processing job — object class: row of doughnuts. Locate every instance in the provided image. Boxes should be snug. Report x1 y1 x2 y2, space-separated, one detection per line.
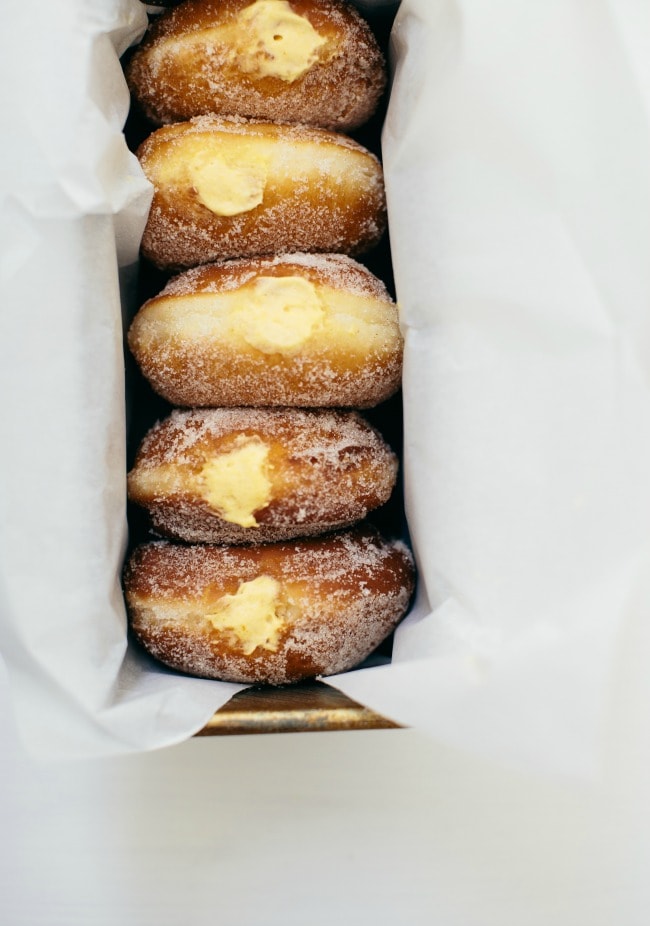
122 0 414 685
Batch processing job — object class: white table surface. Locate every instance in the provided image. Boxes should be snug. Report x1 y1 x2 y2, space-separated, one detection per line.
2 664 649 926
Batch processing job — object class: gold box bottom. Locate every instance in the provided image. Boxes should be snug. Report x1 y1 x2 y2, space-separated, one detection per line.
197 680 401 736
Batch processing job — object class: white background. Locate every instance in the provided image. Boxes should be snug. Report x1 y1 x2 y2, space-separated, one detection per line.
3 1 650 920
2 662 649 926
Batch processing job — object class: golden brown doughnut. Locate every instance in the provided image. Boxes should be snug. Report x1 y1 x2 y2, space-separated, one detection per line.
136 116 386 269
123 527 415 684
125 0 386 132
127 253 402 408
128 407 398 544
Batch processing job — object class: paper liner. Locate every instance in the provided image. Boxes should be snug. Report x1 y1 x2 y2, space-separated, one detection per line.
0 0 245 758
331 0 650 776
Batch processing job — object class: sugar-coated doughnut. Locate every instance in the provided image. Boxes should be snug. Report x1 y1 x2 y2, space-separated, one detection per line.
123 527 415 684
125 0 386 132
128 253 402 408
128 407 398 544
137 116 386 270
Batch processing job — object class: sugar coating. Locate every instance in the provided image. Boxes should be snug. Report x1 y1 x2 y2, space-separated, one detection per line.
133 407 392 466
125 0 386 131
157 252 392 301
127 407 398 543
124 528 415 684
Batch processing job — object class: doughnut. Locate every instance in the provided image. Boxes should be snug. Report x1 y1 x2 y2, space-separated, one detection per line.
127 253 402 408
123 527 415 684
128 407 398 544
125 0 386 132
136 116 386 270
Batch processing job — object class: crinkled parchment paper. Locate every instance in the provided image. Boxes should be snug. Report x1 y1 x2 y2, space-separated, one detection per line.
334 0 650 778
0 0 245 756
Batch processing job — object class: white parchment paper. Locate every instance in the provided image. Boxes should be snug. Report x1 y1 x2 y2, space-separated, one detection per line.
2 0 650 777
333 0 650 777
0 0 245 757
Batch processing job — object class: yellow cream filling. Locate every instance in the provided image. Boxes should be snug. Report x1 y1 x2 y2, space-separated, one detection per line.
231 276 325 354
130 436 272 527
136 285 399 356
232 0 326 81
206 575 284 654
149 132 368 214
152 136 269 216
152 1 327 84
198 436 272 527
187 148 268 216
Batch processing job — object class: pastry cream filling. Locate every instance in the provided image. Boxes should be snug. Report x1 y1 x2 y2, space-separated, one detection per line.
232 0 327 81
206 576 284 654
187 150 268 216
198 436 272 527
232 276 325 354
135 287 400 356
150 132 370 214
